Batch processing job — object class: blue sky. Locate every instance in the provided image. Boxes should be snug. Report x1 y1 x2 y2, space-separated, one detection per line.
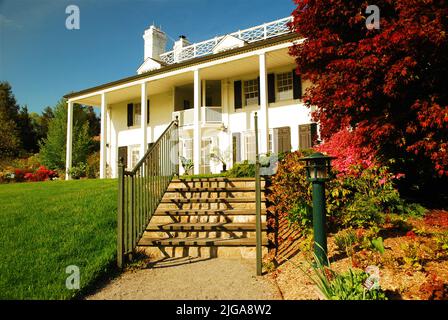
0 0 296 113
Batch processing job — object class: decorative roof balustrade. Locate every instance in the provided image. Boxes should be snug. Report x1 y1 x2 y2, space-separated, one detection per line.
159 16 293 65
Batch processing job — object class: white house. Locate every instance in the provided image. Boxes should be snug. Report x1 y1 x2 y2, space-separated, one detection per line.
64 17 317 179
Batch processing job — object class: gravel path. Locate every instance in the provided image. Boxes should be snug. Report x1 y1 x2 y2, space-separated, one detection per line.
87 257 281 300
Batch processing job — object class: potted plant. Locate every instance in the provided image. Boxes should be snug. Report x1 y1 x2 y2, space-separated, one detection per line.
209 148 229 173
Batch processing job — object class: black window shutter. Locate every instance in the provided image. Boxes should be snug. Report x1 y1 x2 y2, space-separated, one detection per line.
127 103 134 127
147 99 150 124
234 81 242 109
268 73 276 103
292 69 302 100
118 146 128 168
257 76 261 105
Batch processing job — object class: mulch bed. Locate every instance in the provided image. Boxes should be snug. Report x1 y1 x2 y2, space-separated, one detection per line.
267 210 448 300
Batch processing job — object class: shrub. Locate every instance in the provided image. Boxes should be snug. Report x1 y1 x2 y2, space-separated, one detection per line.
69 163 87 179
334 229 357 256
24 166 58 182
226 160 256 178
287 200 313 230
86 152 100 179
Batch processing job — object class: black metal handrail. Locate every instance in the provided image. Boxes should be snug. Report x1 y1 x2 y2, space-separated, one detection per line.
117 119 179 268
254 112 262 276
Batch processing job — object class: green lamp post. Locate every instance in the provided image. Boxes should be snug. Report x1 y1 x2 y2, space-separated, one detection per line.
299 152 335 266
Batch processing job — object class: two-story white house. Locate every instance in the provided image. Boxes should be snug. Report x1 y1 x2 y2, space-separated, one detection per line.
64 17 317 179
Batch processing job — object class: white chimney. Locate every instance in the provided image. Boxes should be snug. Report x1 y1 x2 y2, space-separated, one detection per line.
143 25 167 61
174 35 190 62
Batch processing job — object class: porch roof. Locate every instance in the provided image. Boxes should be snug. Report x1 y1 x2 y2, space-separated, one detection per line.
64 32 300 103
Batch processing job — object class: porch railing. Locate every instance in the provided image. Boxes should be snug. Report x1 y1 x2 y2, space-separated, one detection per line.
173 107 222 127
117 119 179 268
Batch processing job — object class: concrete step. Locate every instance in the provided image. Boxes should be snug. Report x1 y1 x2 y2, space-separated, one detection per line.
146 222 266 232
157 201 267 210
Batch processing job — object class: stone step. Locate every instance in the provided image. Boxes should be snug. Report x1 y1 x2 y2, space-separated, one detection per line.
145 222 266 232
153 209 262 216
157 202 267 210
150 214 267 224
138 236 268 247
169 178 266 189
166 187 264 192
164 192 260 199
160 198 266 203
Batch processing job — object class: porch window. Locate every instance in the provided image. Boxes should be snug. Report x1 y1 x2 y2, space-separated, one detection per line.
134 103 142 125
243 79 259 106
277 72 293 101
205 80 222 106
244 133 256 162
129 145 140 169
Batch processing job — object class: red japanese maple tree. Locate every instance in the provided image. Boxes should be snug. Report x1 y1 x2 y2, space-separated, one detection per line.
289 0 448 178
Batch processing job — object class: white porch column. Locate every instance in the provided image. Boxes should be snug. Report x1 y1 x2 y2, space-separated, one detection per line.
100 93 107 179
141 82 148 157
65 101 73 180
259 52 269 155
193 69 202 174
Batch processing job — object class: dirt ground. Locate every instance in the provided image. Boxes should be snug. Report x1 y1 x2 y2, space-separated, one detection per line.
87 256 282 300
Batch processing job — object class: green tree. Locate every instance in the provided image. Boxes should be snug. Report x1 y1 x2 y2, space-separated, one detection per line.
0 82 20 122
0 109 20 158
17 105 39 153
39 99 92 171
0 82 21 156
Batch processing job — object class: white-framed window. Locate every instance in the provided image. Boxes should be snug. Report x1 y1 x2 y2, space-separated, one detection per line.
277 72 293 101
244 133 256 161
134 103 141 125
243 79 259 106
243 130 274 162
129 145 140 169
180 138 193 160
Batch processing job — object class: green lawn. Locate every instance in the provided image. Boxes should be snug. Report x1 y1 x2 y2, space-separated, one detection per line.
0 179 118 299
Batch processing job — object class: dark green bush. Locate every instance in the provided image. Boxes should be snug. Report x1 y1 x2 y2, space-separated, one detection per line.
226 161 255 178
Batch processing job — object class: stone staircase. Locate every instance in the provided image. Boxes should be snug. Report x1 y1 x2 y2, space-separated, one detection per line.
137 177 268 259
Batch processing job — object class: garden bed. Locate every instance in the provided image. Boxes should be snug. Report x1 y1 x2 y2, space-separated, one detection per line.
269 211 448 300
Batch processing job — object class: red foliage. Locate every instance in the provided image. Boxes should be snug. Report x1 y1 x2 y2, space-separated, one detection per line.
314 128 377 175
289 0 448 176
424 210 448 229
14 168 33 182
419 273 448 300
24 166 58 182
406 231 417 240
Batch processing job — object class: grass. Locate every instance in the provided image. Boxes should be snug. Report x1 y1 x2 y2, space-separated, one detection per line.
0 179 118 299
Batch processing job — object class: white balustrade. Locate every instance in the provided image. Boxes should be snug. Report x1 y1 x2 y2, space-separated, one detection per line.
160 17 293 65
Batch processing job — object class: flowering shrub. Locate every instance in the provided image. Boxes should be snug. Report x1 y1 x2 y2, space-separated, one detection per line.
268 150 425 232
24 166 58 182
0 165 57 183
315 129 377 176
